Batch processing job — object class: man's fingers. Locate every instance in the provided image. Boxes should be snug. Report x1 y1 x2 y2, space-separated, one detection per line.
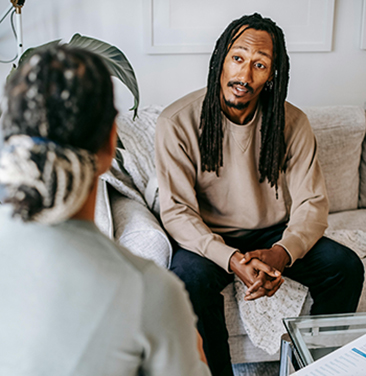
262 275 283 291
266 278 284 297
250 258 281 278
239 250 261 264
245 273 284 300
244 287 267 301
245 279 264 295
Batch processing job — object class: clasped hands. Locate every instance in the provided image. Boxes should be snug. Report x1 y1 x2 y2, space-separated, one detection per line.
229 245 290 301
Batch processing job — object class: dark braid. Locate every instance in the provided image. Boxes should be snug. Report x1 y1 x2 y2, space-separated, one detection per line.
0 45 118 223
199 13 290 191
3 46 117 153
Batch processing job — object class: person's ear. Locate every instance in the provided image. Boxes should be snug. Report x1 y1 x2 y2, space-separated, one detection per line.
96 121 117 176
106 121 118 158
268 68 277 84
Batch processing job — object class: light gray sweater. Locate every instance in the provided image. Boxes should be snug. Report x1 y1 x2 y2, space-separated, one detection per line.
0 205 210 376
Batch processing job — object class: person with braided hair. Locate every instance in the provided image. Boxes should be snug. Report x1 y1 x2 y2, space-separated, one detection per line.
155 13 364 376
0 45 211 376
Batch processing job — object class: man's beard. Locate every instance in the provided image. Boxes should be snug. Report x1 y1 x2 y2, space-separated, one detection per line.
223 81 253 110
223 97 250 110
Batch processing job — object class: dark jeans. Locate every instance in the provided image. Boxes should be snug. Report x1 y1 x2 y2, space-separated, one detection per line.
170 224 364 376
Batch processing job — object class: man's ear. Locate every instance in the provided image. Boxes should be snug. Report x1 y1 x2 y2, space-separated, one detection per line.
268 68 277 83
96 121 117 176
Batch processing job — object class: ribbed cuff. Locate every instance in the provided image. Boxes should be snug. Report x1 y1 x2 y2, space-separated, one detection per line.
204 237 239 273
274 234 307 267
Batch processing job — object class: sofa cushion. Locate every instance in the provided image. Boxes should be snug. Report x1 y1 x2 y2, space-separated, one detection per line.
303 106 366 213
110 187 172 268
328 208 366 231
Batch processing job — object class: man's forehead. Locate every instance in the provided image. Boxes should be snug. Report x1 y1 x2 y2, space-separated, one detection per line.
230 26 273 59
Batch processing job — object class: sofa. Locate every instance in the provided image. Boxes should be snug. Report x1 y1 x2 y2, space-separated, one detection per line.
95 103 366 364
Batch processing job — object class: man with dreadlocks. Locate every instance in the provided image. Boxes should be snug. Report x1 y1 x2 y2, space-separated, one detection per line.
155 13 364 376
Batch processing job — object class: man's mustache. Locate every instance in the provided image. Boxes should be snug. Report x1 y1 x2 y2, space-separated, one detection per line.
227 81 254 94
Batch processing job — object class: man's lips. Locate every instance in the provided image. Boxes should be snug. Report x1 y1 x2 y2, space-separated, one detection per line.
227 81 254 96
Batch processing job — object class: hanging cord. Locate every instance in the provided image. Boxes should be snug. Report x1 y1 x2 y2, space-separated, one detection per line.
0 9 18 64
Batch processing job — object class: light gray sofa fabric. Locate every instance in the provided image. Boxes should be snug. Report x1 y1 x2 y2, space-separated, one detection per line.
304 106 366 213
95 104 366 364
110 187 172 268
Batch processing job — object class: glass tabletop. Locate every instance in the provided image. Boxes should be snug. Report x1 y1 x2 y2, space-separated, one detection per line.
283 312 366 367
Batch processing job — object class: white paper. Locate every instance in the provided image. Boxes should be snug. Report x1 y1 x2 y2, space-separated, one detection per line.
293 333 366 376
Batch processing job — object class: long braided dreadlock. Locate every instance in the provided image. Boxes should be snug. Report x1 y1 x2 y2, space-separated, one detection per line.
199 13 290 193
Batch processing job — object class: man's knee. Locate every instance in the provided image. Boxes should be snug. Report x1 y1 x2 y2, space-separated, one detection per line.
340 247 364 288
321 237 364 287
170 248 232 303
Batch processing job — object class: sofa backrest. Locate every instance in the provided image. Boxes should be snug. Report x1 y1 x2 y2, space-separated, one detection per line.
359 133 366 208
303 106 366 213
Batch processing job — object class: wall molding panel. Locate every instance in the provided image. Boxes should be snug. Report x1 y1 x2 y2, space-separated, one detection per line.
144 0 335 54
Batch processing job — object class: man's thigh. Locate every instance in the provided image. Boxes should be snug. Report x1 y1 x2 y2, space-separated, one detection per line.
170 248 234 306
283 236 364 313
283 237 363 286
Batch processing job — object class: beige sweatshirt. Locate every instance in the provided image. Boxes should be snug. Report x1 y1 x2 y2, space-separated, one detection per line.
155 88 329 272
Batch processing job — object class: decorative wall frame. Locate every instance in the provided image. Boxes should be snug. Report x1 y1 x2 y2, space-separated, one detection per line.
144 0 335 54
361 0 366 49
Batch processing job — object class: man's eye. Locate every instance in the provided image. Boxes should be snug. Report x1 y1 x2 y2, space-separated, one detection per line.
233 56 242 62
255 63 265 69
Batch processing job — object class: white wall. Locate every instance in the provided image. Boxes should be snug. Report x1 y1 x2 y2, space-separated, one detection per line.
0 0 365 114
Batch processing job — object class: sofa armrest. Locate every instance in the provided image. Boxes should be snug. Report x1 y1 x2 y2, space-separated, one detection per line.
110 188 172 269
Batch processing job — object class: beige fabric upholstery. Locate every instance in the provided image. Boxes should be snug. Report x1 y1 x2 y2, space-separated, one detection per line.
328 209 366 231
303 106 366 213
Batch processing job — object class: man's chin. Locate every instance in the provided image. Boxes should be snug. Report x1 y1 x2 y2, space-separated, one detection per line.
224 98 249 110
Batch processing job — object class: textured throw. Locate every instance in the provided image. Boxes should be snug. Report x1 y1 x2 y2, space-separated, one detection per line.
234 229 366 355
114 105 164 216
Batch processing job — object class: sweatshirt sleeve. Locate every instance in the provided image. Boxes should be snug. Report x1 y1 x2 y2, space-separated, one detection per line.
275 109 329 265
140 264 212 376
155 115 237 272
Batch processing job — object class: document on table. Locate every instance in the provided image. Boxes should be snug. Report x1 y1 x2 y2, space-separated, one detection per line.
293 333 366 376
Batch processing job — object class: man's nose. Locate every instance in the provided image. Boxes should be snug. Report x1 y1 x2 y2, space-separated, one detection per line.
239 63 253 84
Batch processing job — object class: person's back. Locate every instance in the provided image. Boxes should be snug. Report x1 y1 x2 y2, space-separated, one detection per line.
0 45 210 376
0 205 205 375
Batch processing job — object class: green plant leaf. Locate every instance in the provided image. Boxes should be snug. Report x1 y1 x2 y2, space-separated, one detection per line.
68 33 139 119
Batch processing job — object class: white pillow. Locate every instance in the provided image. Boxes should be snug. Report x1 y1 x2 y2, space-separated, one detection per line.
110 188 172 269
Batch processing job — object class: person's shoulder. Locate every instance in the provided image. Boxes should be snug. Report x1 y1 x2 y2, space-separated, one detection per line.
159 87 207 121
284 101 311 135
285 101 308 124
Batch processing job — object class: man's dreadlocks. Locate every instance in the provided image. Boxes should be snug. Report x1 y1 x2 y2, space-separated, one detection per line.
199 13 290 192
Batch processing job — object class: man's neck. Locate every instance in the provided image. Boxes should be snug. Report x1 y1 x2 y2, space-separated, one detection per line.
221 97 259 125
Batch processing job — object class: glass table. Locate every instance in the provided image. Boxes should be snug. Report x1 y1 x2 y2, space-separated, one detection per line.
279 312 366 376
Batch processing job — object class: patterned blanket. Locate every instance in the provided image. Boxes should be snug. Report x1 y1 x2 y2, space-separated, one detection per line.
234 229 366 355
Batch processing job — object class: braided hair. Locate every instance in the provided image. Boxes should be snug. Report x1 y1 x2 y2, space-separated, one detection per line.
199 13 290 192
0 45 118 223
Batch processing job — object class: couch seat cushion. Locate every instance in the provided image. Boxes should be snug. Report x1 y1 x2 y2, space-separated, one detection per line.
328 209 366 231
